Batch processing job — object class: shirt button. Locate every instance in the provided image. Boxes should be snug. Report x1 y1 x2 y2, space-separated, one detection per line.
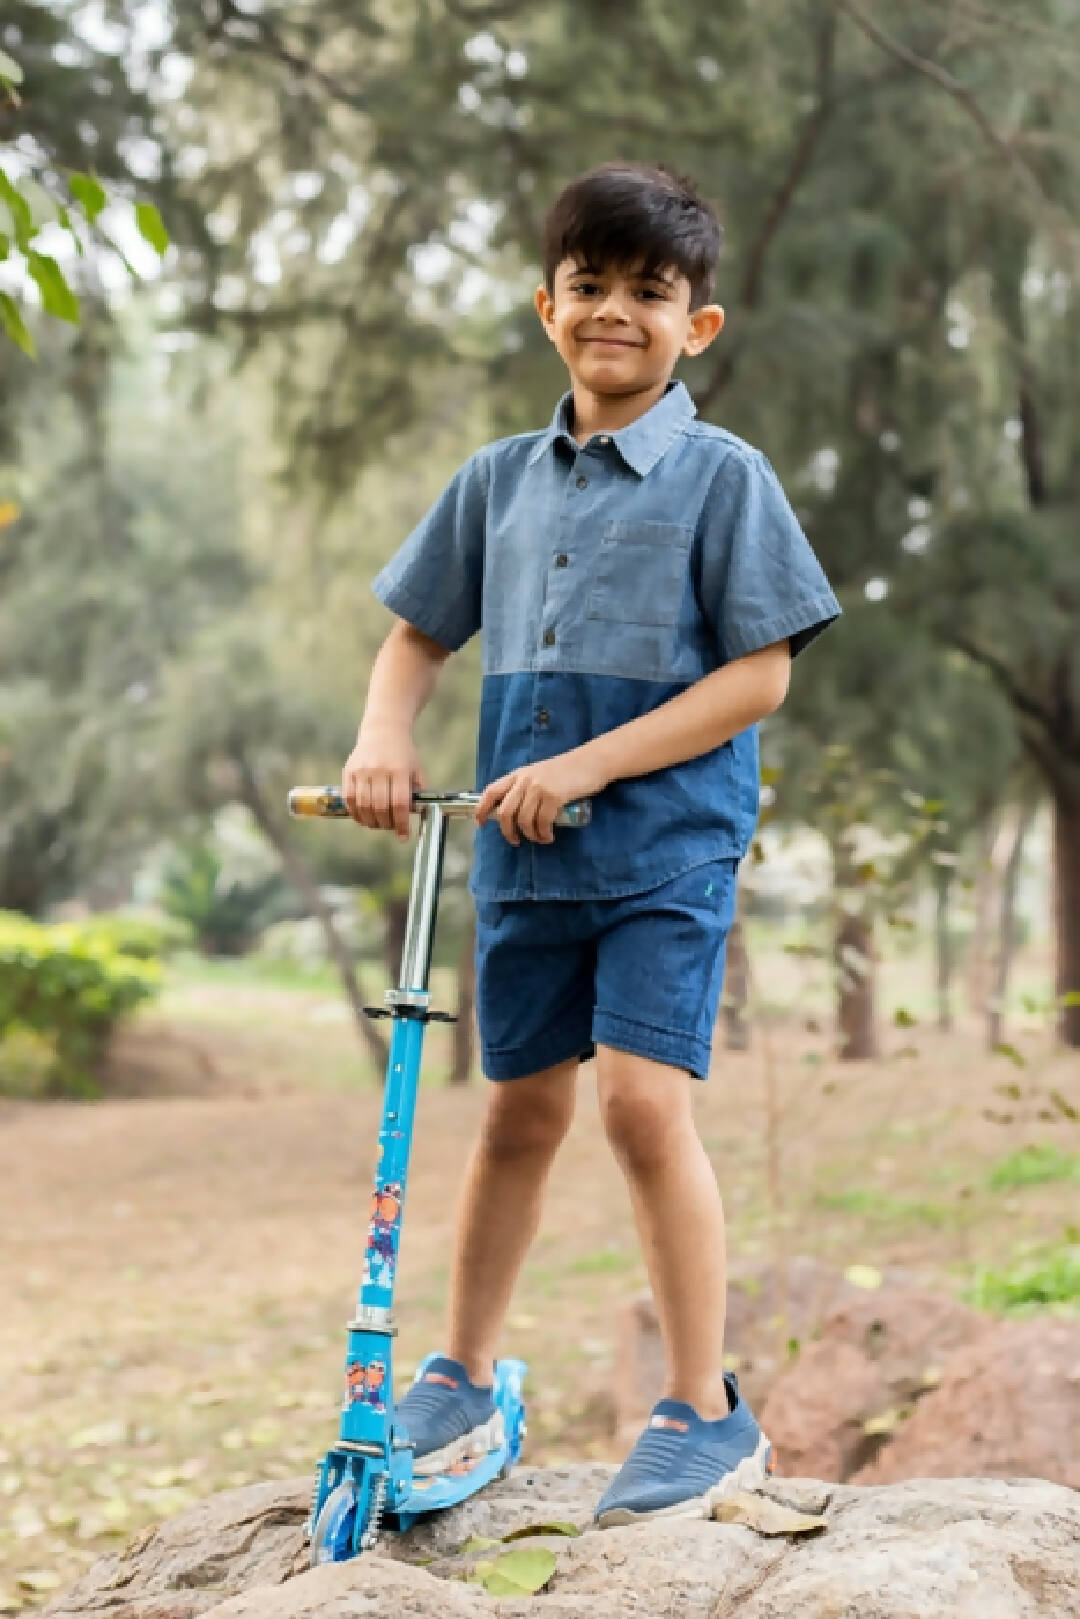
543 628 556 646
555 552 569 567
576 475 588 489
599 435 611 445
537 708 549 727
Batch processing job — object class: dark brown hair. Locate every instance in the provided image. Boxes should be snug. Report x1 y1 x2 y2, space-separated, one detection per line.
542 162 722 309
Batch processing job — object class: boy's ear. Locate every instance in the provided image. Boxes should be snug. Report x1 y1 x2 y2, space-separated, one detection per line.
683 304 725 357
535 284 557 340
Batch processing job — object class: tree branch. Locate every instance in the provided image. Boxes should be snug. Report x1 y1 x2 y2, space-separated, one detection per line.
694 9 838 412
834 0 1065 234
948 631 1057 737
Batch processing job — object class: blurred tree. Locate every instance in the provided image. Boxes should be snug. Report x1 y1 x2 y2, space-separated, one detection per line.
170 0 1080 1041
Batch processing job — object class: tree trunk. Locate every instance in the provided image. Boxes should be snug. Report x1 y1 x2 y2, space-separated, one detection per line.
450 911 476 1085
835 906 877 1059
233 755 389 1078
986 802 1036 1050
1052 776 1080 1047
722 914 752 1051
968 814 997 1019
934 864 952 1033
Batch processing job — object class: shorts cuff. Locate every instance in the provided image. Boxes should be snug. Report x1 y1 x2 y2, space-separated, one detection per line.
592 1009 712 1080
482 1027 595 1082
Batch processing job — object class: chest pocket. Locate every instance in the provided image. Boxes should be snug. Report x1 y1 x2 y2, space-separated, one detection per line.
586 521 693 627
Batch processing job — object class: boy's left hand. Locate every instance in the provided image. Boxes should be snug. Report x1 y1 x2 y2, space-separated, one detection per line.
475 748 605 845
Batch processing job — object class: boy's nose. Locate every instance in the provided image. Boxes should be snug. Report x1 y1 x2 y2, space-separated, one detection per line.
594 288 632 322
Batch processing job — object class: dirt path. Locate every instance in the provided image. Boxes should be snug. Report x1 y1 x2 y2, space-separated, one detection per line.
0 977 1077 1610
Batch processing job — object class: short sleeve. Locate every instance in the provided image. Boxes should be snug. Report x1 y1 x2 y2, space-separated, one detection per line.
371 451 488 652
698 450 841 662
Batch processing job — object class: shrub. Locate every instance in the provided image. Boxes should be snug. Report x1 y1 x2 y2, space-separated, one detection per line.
72 911 193 960
0 911 159 1098
158 839 286 956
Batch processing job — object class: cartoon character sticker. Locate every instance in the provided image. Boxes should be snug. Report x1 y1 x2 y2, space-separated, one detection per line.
362 1181 402 1290
345 1356 387 1413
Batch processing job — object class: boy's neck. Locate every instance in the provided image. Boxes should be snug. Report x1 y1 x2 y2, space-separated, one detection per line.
569 377 673 444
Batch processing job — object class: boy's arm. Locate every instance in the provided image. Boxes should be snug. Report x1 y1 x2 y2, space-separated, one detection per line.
475 639 791 845
587 638 791 788
342 619 451 841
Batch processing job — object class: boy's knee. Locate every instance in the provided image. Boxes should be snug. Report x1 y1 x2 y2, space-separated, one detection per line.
480 1066 576 1161
597 1054 690 1172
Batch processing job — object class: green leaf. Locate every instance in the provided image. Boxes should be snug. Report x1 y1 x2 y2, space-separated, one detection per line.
478 1545 557 1595
893 1007 917 1028
69 171 107 223
0 170 33 250
844 1264 882 1290
27 253 80 323
18 178 58 230
1060 990 1080 1008
457 1535 500 1556
134 200 168 255
0 292 35 356
501 1520 580 1541
0 50 24 86
991 1041 1027 1069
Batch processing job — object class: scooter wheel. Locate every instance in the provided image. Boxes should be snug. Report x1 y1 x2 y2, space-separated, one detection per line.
310 1479 359 1566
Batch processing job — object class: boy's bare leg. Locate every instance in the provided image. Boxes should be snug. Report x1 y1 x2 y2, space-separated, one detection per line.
446 1059 578 1384
595 1045 729 1421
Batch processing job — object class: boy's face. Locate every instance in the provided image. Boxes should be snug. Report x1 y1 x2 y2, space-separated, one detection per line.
535 257 724 401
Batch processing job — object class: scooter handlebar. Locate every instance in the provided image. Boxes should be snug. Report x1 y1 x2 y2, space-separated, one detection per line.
287 786 592 829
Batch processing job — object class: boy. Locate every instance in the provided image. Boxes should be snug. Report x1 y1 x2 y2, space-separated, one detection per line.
342 162 840 1525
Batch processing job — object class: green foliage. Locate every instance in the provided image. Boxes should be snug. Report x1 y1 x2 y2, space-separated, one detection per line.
74 912 194 961
987 1145 1080 1192
968 1243 1080 1315
0 911 159 1097
158 839 286 957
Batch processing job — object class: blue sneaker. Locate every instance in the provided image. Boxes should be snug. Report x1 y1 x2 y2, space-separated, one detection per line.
395 1355 503 1477
595 1375 772 1527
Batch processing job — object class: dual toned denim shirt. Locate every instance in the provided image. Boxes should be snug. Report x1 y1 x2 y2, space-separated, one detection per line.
372 381 841 902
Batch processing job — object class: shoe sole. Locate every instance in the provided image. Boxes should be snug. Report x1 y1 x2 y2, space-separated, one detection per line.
412 1410 505 1478
595 1431 773 1528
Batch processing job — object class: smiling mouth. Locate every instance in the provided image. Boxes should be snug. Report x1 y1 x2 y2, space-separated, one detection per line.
582 337 641 348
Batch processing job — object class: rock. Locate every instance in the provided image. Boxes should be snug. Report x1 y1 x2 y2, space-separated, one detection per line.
613 1256 909 1438
854 1316 1080 1489
44 1468 1080 1619
761 1283 988 1480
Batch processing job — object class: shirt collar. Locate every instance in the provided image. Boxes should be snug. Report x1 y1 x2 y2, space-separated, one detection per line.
526 380 696 477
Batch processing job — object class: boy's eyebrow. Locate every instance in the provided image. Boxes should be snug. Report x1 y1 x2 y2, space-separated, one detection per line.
565 261 679 286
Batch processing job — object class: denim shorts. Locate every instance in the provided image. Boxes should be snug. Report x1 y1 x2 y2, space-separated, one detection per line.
474 856 740 1082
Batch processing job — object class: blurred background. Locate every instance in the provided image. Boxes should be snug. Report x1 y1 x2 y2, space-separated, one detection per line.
0 1 1078 1608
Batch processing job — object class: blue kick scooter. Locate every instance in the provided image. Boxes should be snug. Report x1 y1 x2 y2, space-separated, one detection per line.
287 786 590 1562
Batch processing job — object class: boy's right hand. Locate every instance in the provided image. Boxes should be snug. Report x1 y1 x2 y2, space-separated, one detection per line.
342 724 429 842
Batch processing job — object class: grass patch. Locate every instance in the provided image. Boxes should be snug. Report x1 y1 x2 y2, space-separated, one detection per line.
567 1248 635 1277
814 1187 952 1228
986 1143 1080 1192
967 1242 1080 1315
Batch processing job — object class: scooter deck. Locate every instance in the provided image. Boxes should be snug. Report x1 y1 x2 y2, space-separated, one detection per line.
389 1442 511 1528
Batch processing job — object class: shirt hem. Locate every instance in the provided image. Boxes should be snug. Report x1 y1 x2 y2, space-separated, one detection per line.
467 848 741 904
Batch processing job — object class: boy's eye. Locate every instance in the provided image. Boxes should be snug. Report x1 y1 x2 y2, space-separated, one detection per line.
572 281 600 295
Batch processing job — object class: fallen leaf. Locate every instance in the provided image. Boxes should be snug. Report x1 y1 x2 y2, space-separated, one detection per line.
69 1420 128 1450
502 1520 580 1541
844 1264 883 1291
11 1505 44 1539
17 1570 62 1594
458 1535 500 1556
219 1430 245 1451
711 1489 827 1537
861 1407 902 1437
507 1314 537 1330
478 1545 557 1595
45 1503 79 1529
0 1587 18 1614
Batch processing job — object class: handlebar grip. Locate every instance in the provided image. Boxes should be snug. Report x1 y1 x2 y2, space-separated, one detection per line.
287 786 592 829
